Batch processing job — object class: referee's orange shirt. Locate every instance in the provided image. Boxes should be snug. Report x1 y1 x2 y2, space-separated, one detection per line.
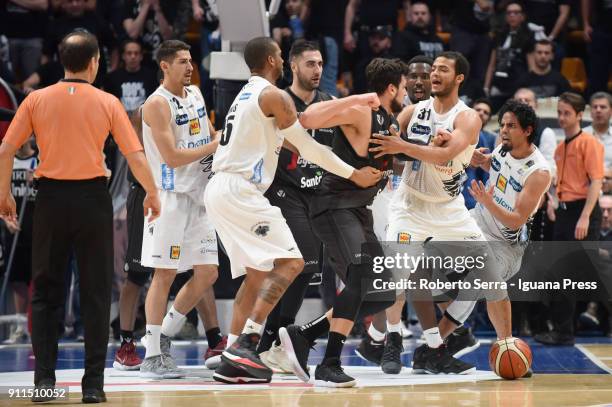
3 80 143 180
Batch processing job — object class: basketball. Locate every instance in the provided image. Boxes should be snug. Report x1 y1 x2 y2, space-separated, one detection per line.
489 337 533 380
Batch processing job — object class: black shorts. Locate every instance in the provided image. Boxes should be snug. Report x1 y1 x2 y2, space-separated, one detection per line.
265 184 321 274
124 183 153 279
310 206 384 284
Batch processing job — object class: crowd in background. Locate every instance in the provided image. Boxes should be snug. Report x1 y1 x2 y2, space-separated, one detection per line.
0 0 611 346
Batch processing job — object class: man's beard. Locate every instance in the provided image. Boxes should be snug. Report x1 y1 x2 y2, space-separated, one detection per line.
500 142 513 152
391 98 403 113
298 73 317 91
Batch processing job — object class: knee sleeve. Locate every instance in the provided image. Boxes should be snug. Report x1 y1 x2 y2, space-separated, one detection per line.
444 300 477 326
332 263 367 321
127 269 150 287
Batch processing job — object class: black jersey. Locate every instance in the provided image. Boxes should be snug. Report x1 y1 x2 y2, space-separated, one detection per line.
273 88 338 190
311 107 399 214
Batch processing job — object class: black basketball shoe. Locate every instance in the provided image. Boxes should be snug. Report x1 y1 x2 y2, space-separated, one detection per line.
213 359 272 384
314 357 356 387
278 325 312 382
220 333 272 381
446 326 480 358
411 344 475 374
381 332 403 374
355 334 384 365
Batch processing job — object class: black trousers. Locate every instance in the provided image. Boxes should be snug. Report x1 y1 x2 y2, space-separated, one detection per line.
549 199 601 336
31 178 113 390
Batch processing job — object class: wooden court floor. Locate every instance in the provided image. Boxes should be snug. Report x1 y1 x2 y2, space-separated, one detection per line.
4 374 611 406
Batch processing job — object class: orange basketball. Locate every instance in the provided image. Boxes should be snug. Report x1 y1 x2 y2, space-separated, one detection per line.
489 337 532 379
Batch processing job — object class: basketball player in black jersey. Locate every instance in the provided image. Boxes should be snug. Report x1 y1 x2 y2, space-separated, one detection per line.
255 41 338 372
279 58 407 387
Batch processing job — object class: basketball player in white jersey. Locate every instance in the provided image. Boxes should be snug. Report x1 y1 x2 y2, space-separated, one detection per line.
437 99 550 347
369 51 485 374
359 55 434 374
204 37 381 384
139 40 220 379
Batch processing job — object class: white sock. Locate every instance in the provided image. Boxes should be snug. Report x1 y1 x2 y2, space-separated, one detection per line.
423 327 443 348
161 306 187 337
242 319 263 335
227 333 239 348
368 323 386 342
144 325 162 358
386 321 403 334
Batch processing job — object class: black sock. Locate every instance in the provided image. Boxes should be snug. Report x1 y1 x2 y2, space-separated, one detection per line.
120 330 133 344
323 331 347 362
300 314 330 344
257 324 278 353
205 327 223 349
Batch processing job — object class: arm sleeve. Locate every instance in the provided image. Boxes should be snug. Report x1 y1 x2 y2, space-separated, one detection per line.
3 95 34 148
109 96 143 155
585 137 605 181
279 120 354 179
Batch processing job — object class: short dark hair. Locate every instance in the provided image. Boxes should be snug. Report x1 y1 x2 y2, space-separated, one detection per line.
289 40 320 61
59 30 99 73
559 92 586 113
535 39 554 50
498 99 539 143
156 40 191 65
120 39 143 54
407 55 434 67
366 58 404 95
244 37 278 71
590 91 612 107
436 51 470 82
472 97 493 112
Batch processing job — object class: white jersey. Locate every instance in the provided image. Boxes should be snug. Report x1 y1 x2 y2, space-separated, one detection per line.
212 76 283 192
142 85 213 196
472 145 550 243
396 98 474 203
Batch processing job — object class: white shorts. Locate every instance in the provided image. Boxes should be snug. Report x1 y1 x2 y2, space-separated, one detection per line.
387 190 485 242
204 172 302 279
371 188 393 241
141 190 218 271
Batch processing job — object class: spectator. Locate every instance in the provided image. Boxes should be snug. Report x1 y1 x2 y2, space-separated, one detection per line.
523 0 570 66
0 0 48 82
484 1 535 111
462 98 496 209
393 1 445 62
535 92 604 346
514 87 557 172
449 0 493 84
103 40 157 113
21 61 64 94
583 0 612 97
0 35 16 84
597 194 612 338
583 92 612 191
96 0 127 40
192 0 220 108
352 25 394 93
344 0 407 54
304 0 348 96
515 39 570 98
122 0 184 64
42 0 118 85
1 136 37 345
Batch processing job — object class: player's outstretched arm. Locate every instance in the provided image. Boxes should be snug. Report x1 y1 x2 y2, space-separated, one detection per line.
298 93 380 129
369 109 481 164
142 96 218 168
261 87 382 188
470 169 551 230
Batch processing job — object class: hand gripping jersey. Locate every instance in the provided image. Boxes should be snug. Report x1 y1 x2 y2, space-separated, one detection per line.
142 85 213 196
398 98 475 202
212 76 284 193
472 144 550 243
312 107 399 214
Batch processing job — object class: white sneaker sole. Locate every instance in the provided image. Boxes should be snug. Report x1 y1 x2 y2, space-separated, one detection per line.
112 361 141 371
213 372 270 384
314 379 356 388
452 340 481 359
139 370 185 379
278 327 310 383
205 355 222 370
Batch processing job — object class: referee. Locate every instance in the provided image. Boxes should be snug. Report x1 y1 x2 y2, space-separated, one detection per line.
0 31 160 403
